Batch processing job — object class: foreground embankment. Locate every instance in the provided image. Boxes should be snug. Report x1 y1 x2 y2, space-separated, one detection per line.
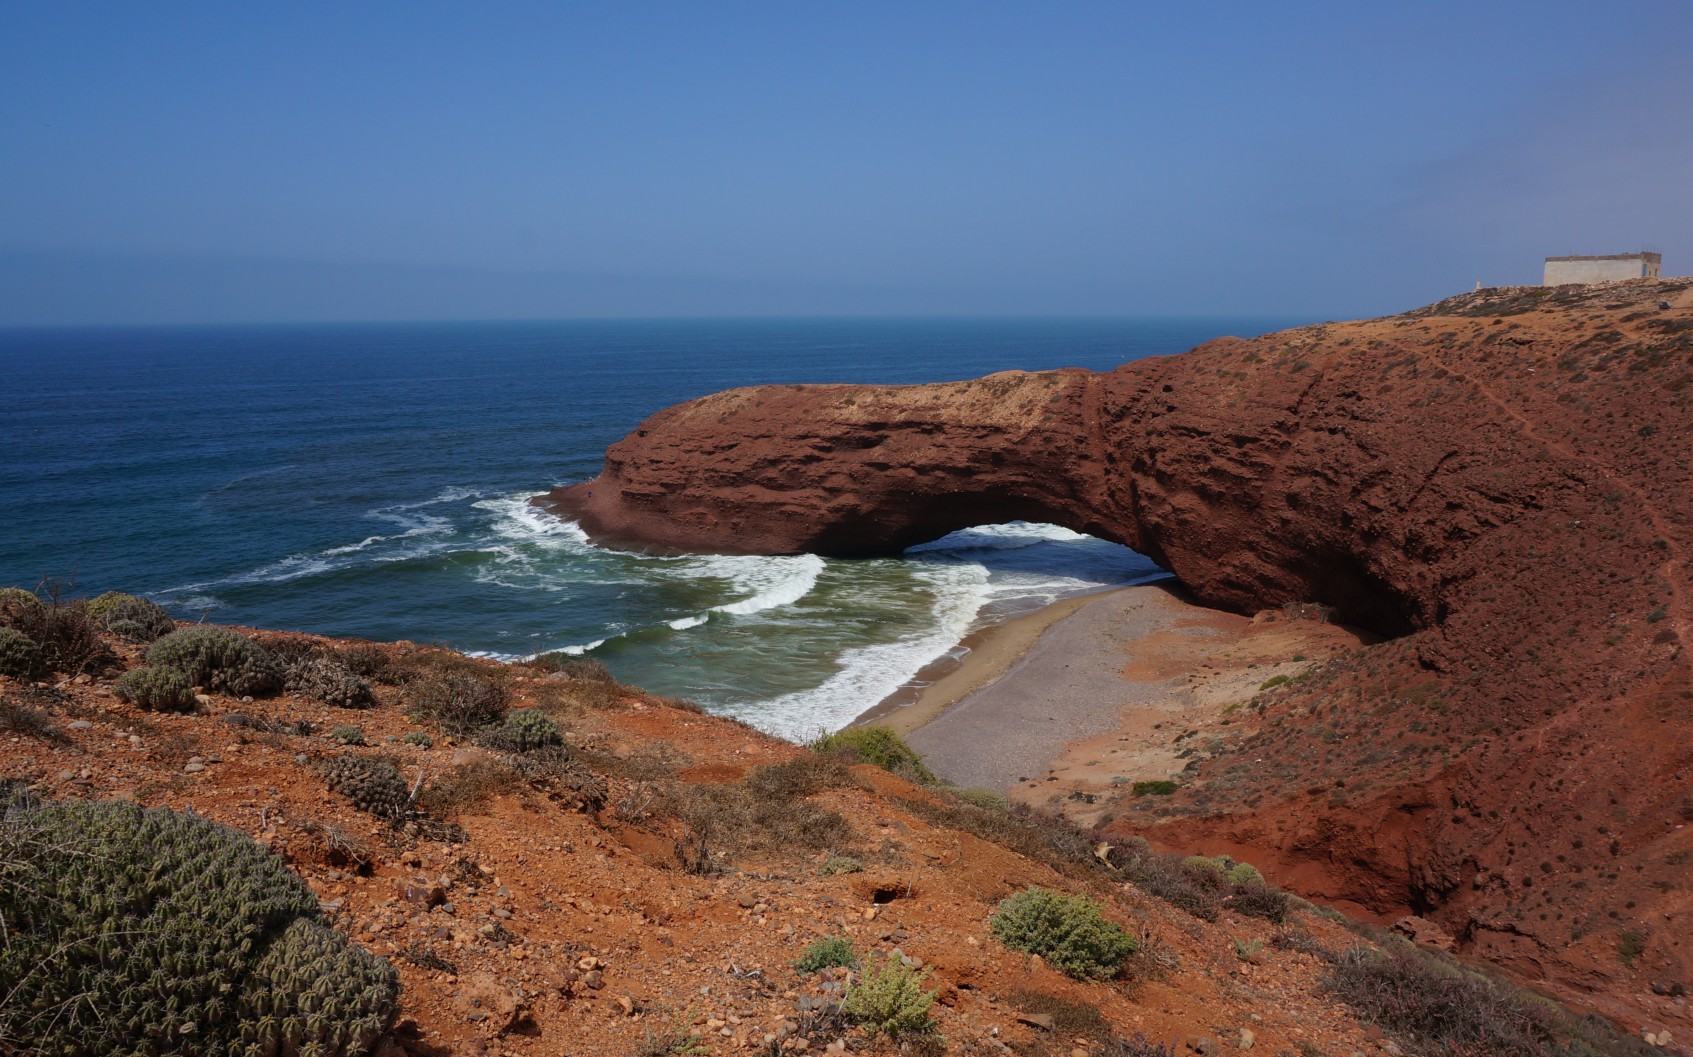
0 592 1670 1054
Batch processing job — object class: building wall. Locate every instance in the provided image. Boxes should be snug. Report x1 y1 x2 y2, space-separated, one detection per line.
1543 255 1661 285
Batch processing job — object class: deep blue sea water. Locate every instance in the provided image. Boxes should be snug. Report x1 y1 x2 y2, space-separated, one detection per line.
0 317 1293 737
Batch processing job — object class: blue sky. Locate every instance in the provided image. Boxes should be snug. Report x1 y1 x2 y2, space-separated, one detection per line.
2 1 1688 324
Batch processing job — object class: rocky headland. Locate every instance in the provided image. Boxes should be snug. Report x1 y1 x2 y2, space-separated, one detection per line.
548 279 1693 1031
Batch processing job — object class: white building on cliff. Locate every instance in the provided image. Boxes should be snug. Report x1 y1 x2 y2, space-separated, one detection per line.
1543 252 1661 285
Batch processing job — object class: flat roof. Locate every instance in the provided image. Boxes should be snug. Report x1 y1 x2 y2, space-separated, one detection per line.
1544 252 1661 263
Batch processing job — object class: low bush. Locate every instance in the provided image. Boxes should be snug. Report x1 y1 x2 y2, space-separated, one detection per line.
1227 882 1292 924
1104 839 1221 921
402 730 434 748
1132 779 1177 797
283 654 375 709
339 642 404 685
904 795 1109 882
1325 943 1655 1057
1184 854 1263 886
0 798 397 1056
990 887 1138 981
479 708 562 753
419 750 606 817
113 666 197 712
330 725 366 746
527 653 615 681
89 593 176 642
4 596 112 676
323 755 413 821
812 726 936 784
0 629 44 680
148 627 282 697
0 587 45 626
1010 990 1110 1038
796 936 858 972
668 782 851 855
957 787 1007 809
820 855 864 876
844 954 937 1037
746 756 853 800
407 670 508 734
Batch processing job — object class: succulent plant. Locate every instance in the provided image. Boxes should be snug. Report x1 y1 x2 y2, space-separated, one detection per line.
323 755 413 821
0 797 398 1056
330 725 366 746
113 666 198 712
0 628 44 679
147 627 282 697
90 593 177 642
284 654 376 709
480 708 563 753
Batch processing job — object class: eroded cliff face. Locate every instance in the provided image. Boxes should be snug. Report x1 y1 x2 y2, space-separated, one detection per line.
547 280 1693 1020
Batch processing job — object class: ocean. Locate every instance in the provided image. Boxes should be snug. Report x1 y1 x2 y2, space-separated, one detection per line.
0 317 1292 739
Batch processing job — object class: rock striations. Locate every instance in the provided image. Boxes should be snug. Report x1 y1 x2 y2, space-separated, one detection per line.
549 279 1693 1023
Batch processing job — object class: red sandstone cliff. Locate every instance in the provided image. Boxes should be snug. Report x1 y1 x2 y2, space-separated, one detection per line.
547 279 1693 1026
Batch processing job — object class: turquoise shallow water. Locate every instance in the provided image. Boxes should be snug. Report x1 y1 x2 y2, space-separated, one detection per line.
0 316 1294 737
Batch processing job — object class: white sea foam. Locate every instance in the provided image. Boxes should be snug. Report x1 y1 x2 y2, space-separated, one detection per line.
668 615 709 630
698 554 826 617
906 521 1091 553
557 638 607 656
475 495 595 550
733 561 994 741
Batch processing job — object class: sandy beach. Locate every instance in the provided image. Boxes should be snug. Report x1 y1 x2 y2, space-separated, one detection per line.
873 583 1369 825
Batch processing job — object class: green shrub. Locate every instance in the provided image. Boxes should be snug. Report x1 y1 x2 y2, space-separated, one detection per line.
811 725 936 784
330 725 366 746
147 627 282 697
407 671 508 734
0 587 45 626
843 954 937 1036
1132 779 1177 797
402 730 434 748
283 654 375 709
1259 674 1291 690
323 755 412 820
819 855 864 876
0 628 44 680
1617 929 1646 967
796 936 858 972
480 708 562 753
90 593 176 642
113 666 197 712
1185 855 1263 886
0 798 397 1056
990 887 1138 980
958 787 1007 809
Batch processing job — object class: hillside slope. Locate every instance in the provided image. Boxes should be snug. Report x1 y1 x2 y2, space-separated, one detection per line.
0 619 1669 1055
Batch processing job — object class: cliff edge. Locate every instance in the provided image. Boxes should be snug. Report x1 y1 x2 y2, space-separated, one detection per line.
549 279 1693 1026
